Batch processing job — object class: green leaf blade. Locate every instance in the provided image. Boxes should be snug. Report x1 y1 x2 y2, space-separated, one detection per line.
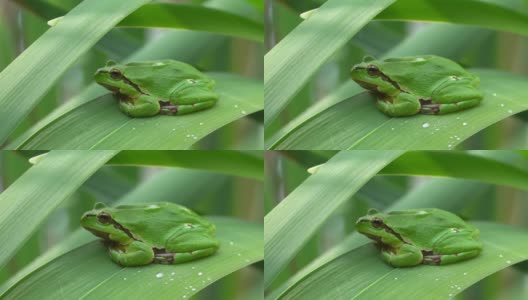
108 150 264 180
0 151 117 269
264 0 397 126
264 151 403 287
0 0 151 145
118 3 263 42
378 0 528 37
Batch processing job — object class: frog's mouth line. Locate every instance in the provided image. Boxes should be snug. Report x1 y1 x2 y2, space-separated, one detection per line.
354 67 404 93
109 218 138 241
85 213 139 242
379 72 403 92
120 73 147 95
378 222 408 244
99 71 147 95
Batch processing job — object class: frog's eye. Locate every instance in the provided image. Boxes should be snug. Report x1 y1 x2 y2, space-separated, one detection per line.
367 65 381 77
97 212 112 224
371 217 383 228
109 69 122 79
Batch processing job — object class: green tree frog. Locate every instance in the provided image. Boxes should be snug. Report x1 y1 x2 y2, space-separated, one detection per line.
356 208 482 267
350 55 483 117
94 60 218 117
80 202 219 266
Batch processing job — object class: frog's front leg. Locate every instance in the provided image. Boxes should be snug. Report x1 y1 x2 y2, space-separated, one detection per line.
109 241 155 266
381 244 423 267
119 94 160 118
425 230 482 265
376 92 421 117
424 79 483 115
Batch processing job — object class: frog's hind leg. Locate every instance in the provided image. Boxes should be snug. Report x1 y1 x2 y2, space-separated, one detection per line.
421 99 481 115
160 101 217 115
164 231 219 264
425 230 482 265
109 241 155 266
424 249 481 265
425 79 483 115
119 95 160 117
376 93 421 117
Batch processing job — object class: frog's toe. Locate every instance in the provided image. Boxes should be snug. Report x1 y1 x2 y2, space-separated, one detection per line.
159 100 179 115
420 103 441 115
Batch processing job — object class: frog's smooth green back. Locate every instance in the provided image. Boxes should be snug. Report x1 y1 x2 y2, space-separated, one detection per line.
384 208 476 248
123 60 209 97
379 55 477 97
111 202 215 247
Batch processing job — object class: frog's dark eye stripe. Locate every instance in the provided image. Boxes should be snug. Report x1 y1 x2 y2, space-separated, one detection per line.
109 69 122 79
97 212 112 224
367 65 381 77
371 217 383 228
